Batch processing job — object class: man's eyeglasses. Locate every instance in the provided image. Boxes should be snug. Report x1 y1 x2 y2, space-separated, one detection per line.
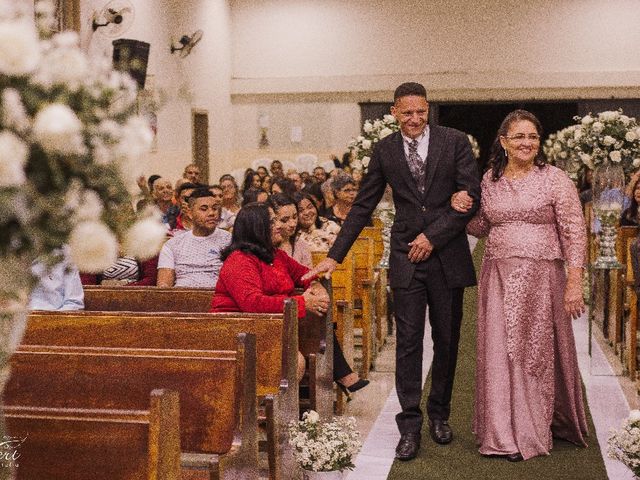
503 134 540 143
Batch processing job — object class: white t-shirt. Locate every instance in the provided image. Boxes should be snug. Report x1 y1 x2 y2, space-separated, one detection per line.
158 229 232 287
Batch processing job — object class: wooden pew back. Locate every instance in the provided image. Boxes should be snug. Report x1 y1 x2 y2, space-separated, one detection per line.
83 286 213 312
6 343 251 455
6 389 181 480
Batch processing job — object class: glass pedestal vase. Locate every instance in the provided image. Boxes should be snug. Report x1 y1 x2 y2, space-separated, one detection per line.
592 162 625 270
302 470 345 480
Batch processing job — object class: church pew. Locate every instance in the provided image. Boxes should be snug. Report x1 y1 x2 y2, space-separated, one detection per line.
351 236 378 378
311 251 354 414
5 389 181 480
624 235 639 379
80 285 334 419
360 223 389 352
23 305 321 480
6 336 258 480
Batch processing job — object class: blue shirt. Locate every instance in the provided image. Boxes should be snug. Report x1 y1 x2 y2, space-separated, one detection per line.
29 249 84 311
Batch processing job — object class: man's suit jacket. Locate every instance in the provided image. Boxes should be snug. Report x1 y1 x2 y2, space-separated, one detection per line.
329 125 481 290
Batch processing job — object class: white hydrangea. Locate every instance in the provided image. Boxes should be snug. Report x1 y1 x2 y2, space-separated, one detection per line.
1 88 30 133
0 131 28 186
123 216 166 261
75 190 104 221
33 33 88 91
32 103 86 156
68 220 118 273
0 20 40 75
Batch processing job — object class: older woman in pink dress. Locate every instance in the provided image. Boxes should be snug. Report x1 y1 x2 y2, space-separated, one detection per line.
453 110 588 462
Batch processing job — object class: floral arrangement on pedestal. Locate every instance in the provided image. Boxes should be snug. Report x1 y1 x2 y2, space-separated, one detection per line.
348 114 399 173
288 410 362 477
0 2 164 469
546 110 640 182
608 409 640 477
467 134 480 160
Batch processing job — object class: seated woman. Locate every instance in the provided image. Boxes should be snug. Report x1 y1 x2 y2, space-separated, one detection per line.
323 173 357 225
270 193 312 267
294 192 341 252
211 203 368 396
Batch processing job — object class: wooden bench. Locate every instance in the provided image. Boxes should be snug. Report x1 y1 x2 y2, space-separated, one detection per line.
361 222 389 352
6 335 258 480
6 389 181 480
80 285 334 419
23 304 327 480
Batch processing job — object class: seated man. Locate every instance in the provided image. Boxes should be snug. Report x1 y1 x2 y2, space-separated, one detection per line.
174 182 207 233
157 189 231 288
29 247 84 311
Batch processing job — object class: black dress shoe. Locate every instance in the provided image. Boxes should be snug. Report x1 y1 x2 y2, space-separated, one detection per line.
395 432 421 461
506 452 523 462
428 419 453 444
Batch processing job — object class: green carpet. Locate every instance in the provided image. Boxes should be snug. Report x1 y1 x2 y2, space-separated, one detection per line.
387 241 608 480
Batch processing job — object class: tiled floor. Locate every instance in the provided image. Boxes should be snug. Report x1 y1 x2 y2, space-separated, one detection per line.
345 237 636 480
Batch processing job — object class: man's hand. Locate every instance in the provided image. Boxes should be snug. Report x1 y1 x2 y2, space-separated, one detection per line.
301 257 338 281
408 233 433 263
451 190 473 213
302 288 329 316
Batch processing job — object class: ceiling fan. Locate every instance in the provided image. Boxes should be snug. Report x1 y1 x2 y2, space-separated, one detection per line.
170 30 203 58
92 0 134 37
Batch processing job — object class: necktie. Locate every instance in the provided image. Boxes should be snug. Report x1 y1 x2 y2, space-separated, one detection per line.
407 139 426 194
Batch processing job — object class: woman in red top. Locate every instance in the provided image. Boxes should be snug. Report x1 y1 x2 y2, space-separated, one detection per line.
211 202 368 396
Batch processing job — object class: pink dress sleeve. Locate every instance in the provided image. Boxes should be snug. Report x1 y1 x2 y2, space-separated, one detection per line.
552 169 587 268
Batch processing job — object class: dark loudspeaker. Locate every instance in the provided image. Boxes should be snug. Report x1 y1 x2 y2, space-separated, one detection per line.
112 39 150 90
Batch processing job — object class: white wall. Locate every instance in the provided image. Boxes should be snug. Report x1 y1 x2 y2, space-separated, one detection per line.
81 0 233 184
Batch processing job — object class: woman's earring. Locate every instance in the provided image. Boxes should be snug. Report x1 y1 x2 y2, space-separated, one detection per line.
504 148 508 158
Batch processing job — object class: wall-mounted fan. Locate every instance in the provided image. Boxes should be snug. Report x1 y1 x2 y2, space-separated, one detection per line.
92 0 134 37
170 30 203 58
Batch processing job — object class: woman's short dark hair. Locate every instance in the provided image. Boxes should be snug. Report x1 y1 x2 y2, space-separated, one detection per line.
623 177 640 225
271 177 297 197
221 203 274 264
242 187 267 206
330 173 356 195
489 109 546 181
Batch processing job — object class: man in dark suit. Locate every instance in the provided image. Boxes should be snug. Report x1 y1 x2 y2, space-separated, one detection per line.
304 82 480 460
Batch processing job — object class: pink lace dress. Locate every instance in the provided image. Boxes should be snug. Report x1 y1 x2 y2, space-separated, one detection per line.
468 164 588 460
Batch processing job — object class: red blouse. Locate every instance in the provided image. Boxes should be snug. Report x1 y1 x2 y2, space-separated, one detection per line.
210 249 314 318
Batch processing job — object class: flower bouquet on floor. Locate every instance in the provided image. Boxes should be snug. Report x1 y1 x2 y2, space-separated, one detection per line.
288 410 362 479
607 409 640 477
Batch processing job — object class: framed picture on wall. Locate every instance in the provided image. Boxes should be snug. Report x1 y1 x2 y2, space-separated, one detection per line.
137 75 158 152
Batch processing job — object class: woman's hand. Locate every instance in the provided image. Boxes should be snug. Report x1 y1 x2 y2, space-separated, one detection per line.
303 288 329 316
564 269 585 320
451 190 473 213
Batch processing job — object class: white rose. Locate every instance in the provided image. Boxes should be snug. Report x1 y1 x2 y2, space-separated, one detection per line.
629 410 640 423
361 156 370 168
356 135 364 142
633 158 640 168
636 127 640 138
0 20 40 75
33 103 86 155
609 150 622 163
581 115 594 125
0 131 28 186
599 111 618 122
592 122 604 133
305 410 320 424
620 115 631 126
559 151 567 159
379 127 393 139
383 114 396 123
363 121 373 133
361 139 372 150
580 153 594 170
603 135 616 146
553 142 562 152
75 190 104 221
574 128 583 140
625 131 637 142
123 217 166 260
68 221 118 273
1 88 30 132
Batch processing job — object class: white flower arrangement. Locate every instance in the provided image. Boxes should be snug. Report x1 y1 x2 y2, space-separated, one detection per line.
288 410 362 472
548 109 640 182
0 0 159 282
348 114 400 173
467 134 480 160
608 409 640 476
